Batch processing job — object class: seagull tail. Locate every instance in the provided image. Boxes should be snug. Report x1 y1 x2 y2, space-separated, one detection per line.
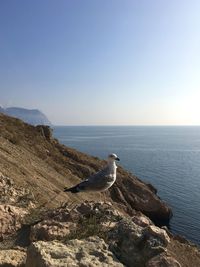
63 185 80 193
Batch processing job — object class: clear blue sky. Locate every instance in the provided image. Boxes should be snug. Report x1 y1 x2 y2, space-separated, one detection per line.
0 0 200 125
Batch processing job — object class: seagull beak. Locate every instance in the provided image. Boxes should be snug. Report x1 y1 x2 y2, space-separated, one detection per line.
116 157 120 161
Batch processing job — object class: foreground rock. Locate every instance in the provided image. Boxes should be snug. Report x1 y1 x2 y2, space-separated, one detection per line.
29 201 173 267
1 197 200 267
109 219 170 267
0 249 26 267
0 173 34 241
0 204 27 241
26 237 124 267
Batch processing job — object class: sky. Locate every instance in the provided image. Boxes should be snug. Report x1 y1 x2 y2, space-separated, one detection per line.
0 0 200 125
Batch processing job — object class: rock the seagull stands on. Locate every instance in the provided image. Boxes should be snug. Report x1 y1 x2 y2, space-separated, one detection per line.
64 154 120 193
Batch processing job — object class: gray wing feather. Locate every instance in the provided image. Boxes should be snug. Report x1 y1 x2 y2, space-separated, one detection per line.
77 166 113 191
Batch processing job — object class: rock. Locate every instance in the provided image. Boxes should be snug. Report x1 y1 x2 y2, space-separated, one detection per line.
36 125 53 141
146 253 181 267
30 221 76 241
30 201 170 267
26 236 124 267
132 211 153 227
144 225 170 247
0 249 26 267
0 172 35 208
0 204 27 240
161 226 174 238
109 218 170 267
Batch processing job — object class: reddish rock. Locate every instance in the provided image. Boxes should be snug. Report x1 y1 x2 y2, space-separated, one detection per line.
132 211 153 227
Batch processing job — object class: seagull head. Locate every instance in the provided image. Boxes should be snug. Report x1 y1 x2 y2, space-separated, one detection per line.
108 153 120 162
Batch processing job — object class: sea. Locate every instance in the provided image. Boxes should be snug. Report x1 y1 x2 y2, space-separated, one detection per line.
53 126 200 246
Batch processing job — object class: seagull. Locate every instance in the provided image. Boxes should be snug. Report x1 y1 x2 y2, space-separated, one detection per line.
64 153 120 193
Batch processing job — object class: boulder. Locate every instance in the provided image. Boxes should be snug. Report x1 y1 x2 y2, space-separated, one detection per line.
0 204 27 240
0 249 26 267
131 211 153 227
30 221 76 241
144 225 170 247
26 237 124 267
109 218 170 267
36 125 53 141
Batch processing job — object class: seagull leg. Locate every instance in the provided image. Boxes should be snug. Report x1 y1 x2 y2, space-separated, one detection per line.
104 192 106 203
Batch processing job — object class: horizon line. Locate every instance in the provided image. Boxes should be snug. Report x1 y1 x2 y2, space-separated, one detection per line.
52 124 200 127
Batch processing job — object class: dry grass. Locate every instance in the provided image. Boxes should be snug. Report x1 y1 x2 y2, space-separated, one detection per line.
64 214 108 242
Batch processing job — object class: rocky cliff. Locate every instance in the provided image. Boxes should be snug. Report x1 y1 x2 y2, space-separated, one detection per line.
0 112 171 222
1 107 51 126
0 113 199 267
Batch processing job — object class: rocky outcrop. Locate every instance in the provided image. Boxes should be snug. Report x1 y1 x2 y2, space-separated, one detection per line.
109 219 170 267
29 201 172 267
36 125 53 141
0 249 26 267
26 237 124 267
0 197 200 267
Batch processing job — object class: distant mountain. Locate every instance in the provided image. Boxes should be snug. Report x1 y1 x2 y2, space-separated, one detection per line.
0 107 51 126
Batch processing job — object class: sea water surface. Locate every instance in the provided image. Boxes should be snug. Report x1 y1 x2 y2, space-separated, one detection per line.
53 126 200 245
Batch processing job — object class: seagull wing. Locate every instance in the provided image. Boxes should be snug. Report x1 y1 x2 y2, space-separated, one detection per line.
76 165 113 191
